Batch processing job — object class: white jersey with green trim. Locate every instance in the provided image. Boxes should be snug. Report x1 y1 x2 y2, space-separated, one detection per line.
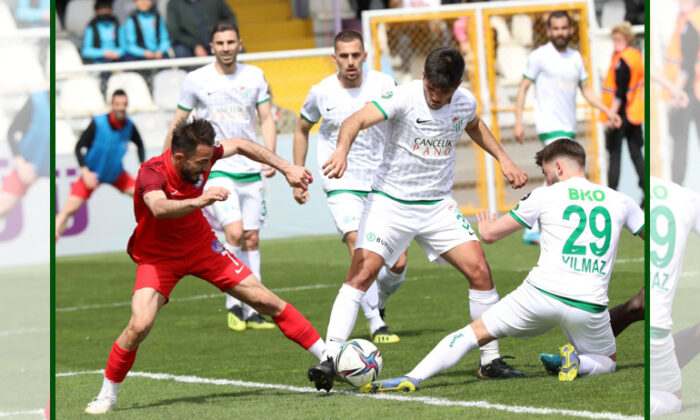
177 62 270 174
370 80 477 201
523 42 588 139
300 69 395 193
510 176 644 306
650 177 700 331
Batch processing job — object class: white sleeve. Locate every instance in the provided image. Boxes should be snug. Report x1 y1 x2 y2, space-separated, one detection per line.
577 52 589 82
523 50 540 81
372 85 407 121
509 188 543 229
256 72 271 106
691 190 700 235
623 194 645 235
177 75 198 111
462 88 478 124
300 87 321 124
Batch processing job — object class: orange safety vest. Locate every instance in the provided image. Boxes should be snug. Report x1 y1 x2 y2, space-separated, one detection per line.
601 47 644 125
663 8 700 101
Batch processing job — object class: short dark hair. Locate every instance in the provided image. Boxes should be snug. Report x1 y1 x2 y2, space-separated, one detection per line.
171 118 217 157
547 11 572 27
423 48 464 90
334 30 364 51
94 0 112 11
211 20 239 39
535 138 586 168
111 89 127 101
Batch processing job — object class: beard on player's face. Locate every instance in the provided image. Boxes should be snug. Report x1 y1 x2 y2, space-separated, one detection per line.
552 34 570 48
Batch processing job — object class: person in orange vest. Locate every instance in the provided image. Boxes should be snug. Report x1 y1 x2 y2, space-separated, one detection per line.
664 0 700 184
601 22 644 198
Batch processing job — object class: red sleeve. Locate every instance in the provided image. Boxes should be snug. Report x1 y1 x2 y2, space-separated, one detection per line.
211 144 224 164
137 165 167 197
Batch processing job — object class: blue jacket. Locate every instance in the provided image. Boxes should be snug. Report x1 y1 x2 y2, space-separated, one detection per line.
84 114 135 183
8 91 50 177
124 9 171 57
81 16 125 60
14 0 50 26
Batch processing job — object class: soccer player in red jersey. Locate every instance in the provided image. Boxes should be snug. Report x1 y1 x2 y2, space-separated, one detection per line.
85 118 330 415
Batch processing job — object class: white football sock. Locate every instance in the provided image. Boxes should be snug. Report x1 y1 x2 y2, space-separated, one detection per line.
650 390 682 415
98 376 120 400
224 243 242 310
578 354 616 376
377 265 406 310
469 288 500 365
407 325 479 381
325 284 365 359
307 338 326 362
240 250 262 319
360 281 386 334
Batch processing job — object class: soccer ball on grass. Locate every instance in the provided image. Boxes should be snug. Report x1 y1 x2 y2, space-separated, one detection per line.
334 338 383 387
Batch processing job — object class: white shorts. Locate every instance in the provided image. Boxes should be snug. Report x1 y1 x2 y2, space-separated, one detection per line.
651 332 682 393
326 191 368 239
355 192 478 267
204 176 267 231
481 281 616 356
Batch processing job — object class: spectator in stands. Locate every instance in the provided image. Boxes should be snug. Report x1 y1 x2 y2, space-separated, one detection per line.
81 0 125 64
14 0 50 28
123 0 171 60
55 90 146 240
601 22 644 198
624 0 644 25
166 0 238 57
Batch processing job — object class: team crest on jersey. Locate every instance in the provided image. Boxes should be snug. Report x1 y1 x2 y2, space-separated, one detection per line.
211 240 225 254
381 91 393 99
452 117 463 132
239 86 251 99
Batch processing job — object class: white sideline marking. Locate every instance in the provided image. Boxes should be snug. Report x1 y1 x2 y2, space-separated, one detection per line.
0 328 48 337
55 275 435 313
0 409 43 418
57 370 641 420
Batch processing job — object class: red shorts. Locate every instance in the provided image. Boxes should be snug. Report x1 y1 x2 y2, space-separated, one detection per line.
133 239 253 302
70 171 135 199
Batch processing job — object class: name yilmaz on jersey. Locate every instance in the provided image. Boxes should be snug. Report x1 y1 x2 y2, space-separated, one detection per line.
411 137 456 156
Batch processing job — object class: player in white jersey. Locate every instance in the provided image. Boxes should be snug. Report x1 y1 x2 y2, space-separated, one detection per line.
165 22 277 330
513 11 621 244
362 139 644 393
649 177 700 415
307 48 529 392
293 31 407 344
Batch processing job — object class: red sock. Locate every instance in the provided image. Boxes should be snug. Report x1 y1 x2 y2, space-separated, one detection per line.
104 341 138 383
273 303 321 350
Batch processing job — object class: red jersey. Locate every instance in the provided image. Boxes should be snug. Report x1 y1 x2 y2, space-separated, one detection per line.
127 145 224 263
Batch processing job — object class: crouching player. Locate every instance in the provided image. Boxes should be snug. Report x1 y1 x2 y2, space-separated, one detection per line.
362 139 644 393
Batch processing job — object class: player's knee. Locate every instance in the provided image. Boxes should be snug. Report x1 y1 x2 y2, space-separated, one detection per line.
224 229 243 246
126 319 154 343
628 288 645 313
391 253 407 274
345 268 374 291
466 261 493 289
243 230 259 250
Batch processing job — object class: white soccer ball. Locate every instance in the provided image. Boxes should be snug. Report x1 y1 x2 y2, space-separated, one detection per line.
334 338 383 387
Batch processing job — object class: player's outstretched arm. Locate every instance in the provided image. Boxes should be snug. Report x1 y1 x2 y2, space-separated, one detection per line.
257 100 278 178
220 137 312 190
323 103 384 179
143 187 229 219
513 78 532 144
292 117 315 204
163 107 192 152
476 211 524 244
465 116 528 189
578 80 622 128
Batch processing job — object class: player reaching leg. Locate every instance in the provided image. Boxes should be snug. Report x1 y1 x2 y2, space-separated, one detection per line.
293 30 406 344
363 139 644 393
84 119 326 414
165 22 277 331
307 48 529 392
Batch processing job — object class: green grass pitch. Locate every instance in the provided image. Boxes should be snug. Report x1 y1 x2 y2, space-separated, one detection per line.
56 232 643 419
